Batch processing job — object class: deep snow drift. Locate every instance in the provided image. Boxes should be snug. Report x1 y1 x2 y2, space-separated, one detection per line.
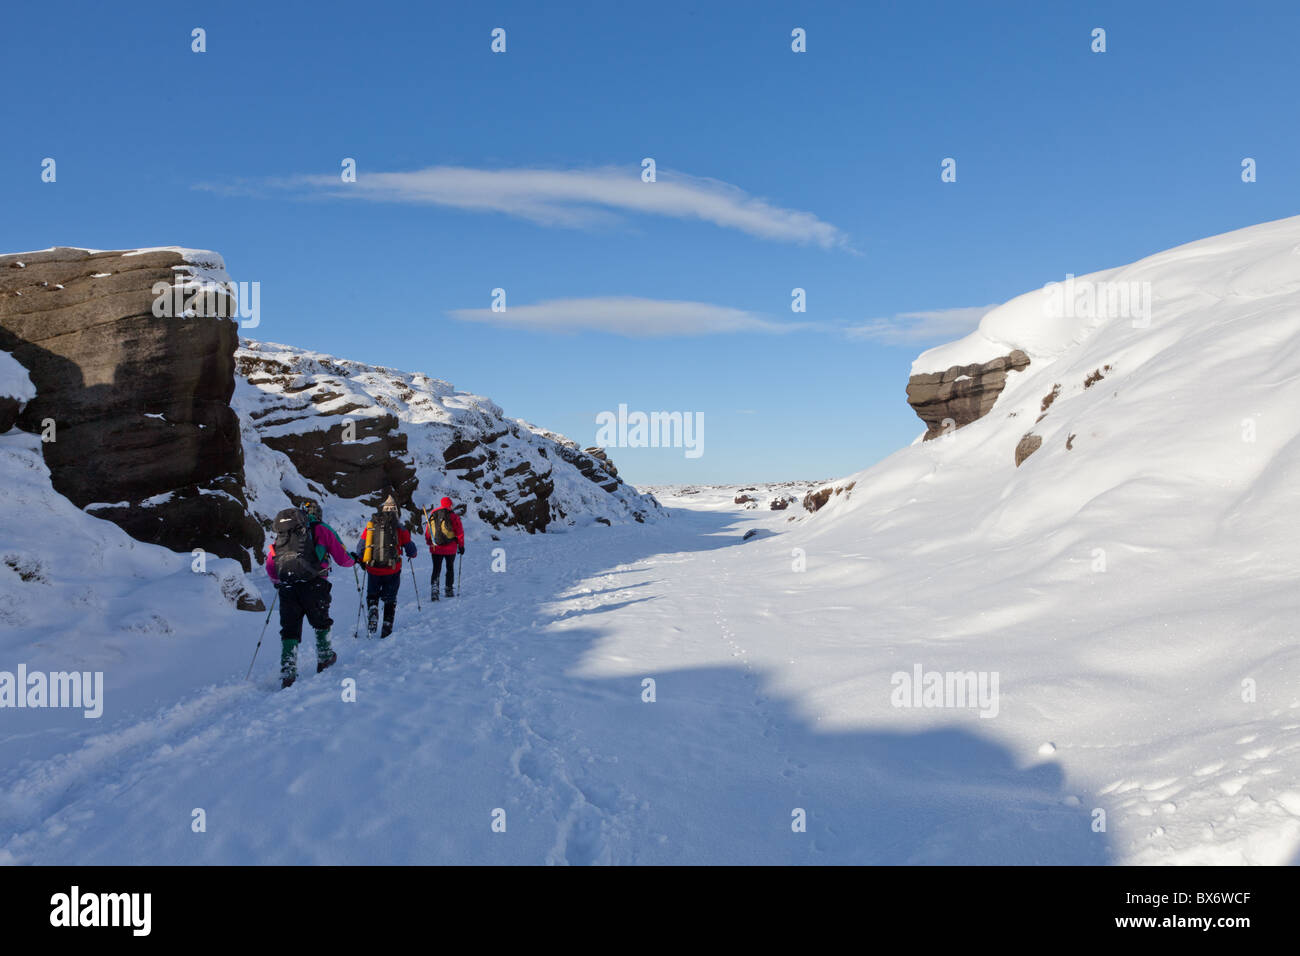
2 216 1299 864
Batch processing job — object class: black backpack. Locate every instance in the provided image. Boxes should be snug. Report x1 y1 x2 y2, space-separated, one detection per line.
272 508 321 583
431 508 457 546
368 511 399 569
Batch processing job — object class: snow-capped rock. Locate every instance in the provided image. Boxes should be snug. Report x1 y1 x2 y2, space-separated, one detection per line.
235 340 662 547
906 349 1031 440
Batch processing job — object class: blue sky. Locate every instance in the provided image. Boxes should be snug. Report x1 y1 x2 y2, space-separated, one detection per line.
2 0 1297 483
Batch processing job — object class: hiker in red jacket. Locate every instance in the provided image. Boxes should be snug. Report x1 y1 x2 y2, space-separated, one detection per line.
424 496 465 599
353 495 418 638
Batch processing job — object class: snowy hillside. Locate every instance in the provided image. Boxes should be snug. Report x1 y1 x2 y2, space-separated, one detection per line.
0 429 259 763
787 214 1300 862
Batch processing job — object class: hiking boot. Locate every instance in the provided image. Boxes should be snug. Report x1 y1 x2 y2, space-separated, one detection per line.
280 638 299 689
430 585 439 601
445 587 455 598
314 628 335 664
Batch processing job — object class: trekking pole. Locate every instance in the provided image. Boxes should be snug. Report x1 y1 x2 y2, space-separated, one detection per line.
245 592 279 680
353 563 364 639
421 505 435 601
409 553 421 610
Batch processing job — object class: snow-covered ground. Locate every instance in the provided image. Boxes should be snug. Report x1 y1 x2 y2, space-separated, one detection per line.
2 215 1299 864
647 480 826 516
9 484 1288 865
0 501 1111 865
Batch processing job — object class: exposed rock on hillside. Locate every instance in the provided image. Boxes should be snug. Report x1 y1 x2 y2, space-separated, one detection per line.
237 350 418 511
906 350 1031 440
803 480 856 514
1015 432 1043 466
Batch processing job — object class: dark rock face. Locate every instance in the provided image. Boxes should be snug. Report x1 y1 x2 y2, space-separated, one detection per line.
0 248 262 568
578 446 622 492
238 351 422 528
436 428 556 532
906 350 1031 440
0 397 19 433
263 416 418 508
545 443 619 495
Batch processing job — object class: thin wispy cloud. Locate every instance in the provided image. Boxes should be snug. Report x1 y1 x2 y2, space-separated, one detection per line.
450 298 996 341
449 297 811 337
196 165 849 249
845 305 996 344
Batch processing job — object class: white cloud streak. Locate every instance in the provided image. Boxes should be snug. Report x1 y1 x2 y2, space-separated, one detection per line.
201 165 849 248
449 297 810 337
449 298 997 341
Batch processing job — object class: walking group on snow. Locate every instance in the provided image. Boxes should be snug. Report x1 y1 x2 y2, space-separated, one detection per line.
262 495 466 688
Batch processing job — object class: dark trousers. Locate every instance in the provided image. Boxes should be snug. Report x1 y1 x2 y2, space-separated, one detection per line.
366 572 401 634
431 553 456 592
279 577 333 643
